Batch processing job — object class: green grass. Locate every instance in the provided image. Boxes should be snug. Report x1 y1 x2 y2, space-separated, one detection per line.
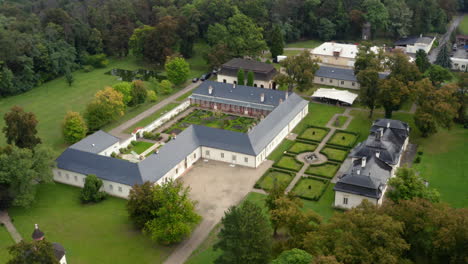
131 141 154 154
124 103 179 134
320 147 348 162
298 127 329 142
292 177 328 200
301 184 338 221
5 183 173 264
282 50 302 56
285 39 322 49
305 162 340 179
293 103 345 133
335 116 348 127
267 139 295 161
459 15 468 35
274 156 303 172
187 42 211 78
287 142 318 154
256 170 295 191
327 131 358 148
0 226 13 262
176 90 193 101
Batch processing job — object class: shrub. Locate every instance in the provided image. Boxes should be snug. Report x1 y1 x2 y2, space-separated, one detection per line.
119 148 125 154
418 151 423 155
414 156 421 163
83 65 94 72
80 174 107 203
147 90 157 102
131 140 137 146
111 152 117 158
84 53 109 68
143 131 161 140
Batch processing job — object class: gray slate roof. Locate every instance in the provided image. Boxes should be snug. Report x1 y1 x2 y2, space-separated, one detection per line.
191 81 288 111
219 58 277 81
395 36 434 46
315 66 389 82
69 130 119 154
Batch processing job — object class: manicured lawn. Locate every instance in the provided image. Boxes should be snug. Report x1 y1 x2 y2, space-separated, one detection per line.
0 226 13 262
187 42 211 78
298 127 329 142
292 177 328 201
274 156 303 172
267 139 295 161
124 103 179 133
285 39 322 49
132 141 154 154
165 109 257 134
6 183 173 264
302 184 339 221
327 131 358 148
459 15 468 35
305 162 340 179
256 170 295 191
176 90 193 101
287 142 318 154
282 50 302 56
335 116 348 127
293 103 345 133
320 147 348 162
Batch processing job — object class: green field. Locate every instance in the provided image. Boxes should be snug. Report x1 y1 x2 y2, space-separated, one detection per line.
267 139 295 161
282 50 302 56
327 131 358 148
301 184 338 220
256 170 295 191
274 156 304 172
293 103 345 133
186 42 211 78
335 116 348 127
124 103 180 134
298 127 329 142
459 15 468 35
285 39 322 49
2 183 173 264
0 226 13 262
287 142 318 154
320 147 348 162
292 177 328 201
305 162 340 179
132 141 154 154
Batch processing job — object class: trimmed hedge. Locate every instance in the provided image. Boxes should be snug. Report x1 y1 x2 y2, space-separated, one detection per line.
254 168 296 191
292 176 330 201
287 141 318 154
297 125 330 143
273 153 304 172
326 130 359 148
305 162 340 179
320 147 349 162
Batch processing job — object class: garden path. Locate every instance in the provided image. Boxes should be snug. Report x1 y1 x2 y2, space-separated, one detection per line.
0 210 22 243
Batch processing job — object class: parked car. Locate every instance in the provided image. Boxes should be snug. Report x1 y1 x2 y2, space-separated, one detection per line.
200 72 212 81
192 77 199 83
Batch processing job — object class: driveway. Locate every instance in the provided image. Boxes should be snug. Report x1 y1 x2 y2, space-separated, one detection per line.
429 15 463 63
163 159 273 264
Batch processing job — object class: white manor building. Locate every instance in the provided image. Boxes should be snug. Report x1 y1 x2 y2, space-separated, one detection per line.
54 81 309 198
334 119 410 209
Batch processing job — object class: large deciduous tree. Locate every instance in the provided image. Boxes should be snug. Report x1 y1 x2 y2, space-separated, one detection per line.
3 106 41 149
127 182 160 229
165 56 190 85
85 87 125 131
62 111 87 144
7 240 59 264
129 80 147 106
362 0 389 33
377 77 409 118
354 42 385 76
357 69 380 118
215 201 272 264
144 179 201 245
0 145 54 208
271 248 313 264
267 24 284 59
415 49 431 73
424 64 452 86
388 167 440 203
112 82 133 106
275 50 319 92
387 50 422 84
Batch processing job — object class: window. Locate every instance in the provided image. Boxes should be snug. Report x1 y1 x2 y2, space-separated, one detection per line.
118 186 123 192
109 184 113 190
82 178 85 183
352 82 355 86
232 155 236 161
260 85 264 88
329 79 333 83
57 171 62 177
205 150 210 156
193 153 196 159
66 174 69 180
320 78 324 82
244 157 248 163
234 81 237 84
176 169 179 174
343 197 348 205
463 65 466 68
341 81 344 85
223 79 226 83
221 153 224 158
74 176 78 182
254 84 257 87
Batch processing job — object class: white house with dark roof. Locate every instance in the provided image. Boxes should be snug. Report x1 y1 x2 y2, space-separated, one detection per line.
334 119 410 209
311 42 380 68
313 66 389 90
53 81 308 198
217 58 278 89
394 35 436 54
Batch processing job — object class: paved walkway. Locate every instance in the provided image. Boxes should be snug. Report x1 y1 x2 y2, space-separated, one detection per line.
109 81 201 139
139 142 160 157
429 15 463 63
0 210 22 243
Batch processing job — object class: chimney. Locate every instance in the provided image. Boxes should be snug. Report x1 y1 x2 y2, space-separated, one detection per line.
92 143 95 147
260 93 265 103
381 128 384 138
233 83 236 88
357 170 361 175
420 33 422 38
376 152 380 158
285 92 288 100
208 86 213 95
279 98 283 104
361 157 366 168
375 128 382 141
387 122 390 128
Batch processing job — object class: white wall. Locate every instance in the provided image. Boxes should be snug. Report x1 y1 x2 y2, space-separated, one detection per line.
201 146 256 167
156 147 202 184
313 76 360 90
334 191 379 209
217 74 274 89
136 101 191 135
60 255 67 264
451 57 468 71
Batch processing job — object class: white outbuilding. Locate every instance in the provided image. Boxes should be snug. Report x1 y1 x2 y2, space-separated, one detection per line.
311 88 358 106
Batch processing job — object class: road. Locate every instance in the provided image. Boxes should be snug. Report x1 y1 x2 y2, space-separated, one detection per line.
109 81 201 139
429 15 463 63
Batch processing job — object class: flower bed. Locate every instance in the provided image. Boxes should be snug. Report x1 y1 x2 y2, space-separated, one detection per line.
287 141 318 154
292 176 330 201
327 130 358 148
273 154 304 172
297 126 329 143
305 162 340 179
320 147 349 162
254 169 296 191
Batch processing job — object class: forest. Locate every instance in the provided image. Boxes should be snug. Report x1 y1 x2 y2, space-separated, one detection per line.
0 0 465 97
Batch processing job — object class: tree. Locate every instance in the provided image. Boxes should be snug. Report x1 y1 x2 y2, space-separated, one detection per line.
62 111 87 144
215 201 272 264
147 90 157 102
377 77 409 118
388 167 440 203
247 71 254 86
80 174 106 203
158 80 174 95
357 69 380 118
7 240 59 264
205 43 233 68
385 0 412 38
388 50 421 84
3 106 41 149
275 50 319 92
65 67 73 86
354 42 385 76
127 182 160 229
317 18 336 41
424 64 452 86
414 109 437 137
267 24 284 59
362 0 390 33
312 256 342 264
454 73 468 124
415 49 430 73
144 179 201 245
112 82 133 105
0 145 54 208
165 56 190 85
303 201 409 264
272 249 313 264
129 80 147 106
237 68 245 85
435 43 452 68
85 87 125 131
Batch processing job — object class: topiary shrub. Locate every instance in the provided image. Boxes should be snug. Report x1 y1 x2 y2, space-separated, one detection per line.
414 156 421 163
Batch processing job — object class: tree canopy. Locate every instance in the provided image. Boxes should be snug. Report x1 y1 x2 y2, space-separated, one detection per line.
275 50 319 92
62 111 87 144
388 167 440 203
7 240 59 264
165 56 190 85
84 87 125 131
3 106 41 149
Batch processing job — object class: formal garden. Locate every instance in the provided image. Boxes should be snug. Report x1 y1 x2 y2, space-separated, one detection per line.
164 109 257 134
297 126 329 142
305 162 341 179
